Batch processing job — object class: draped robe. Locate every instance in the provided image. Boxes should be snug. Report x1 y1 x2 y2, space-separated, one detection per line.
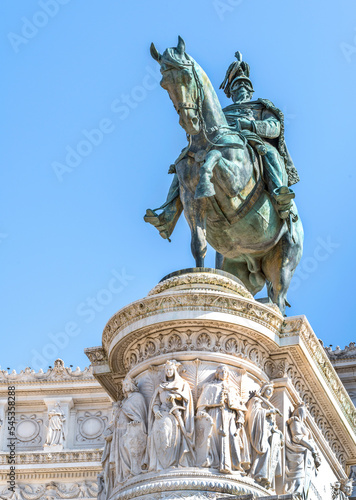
197 379 250 473
246 395 283 488
113 390 148 484
147 373 194 471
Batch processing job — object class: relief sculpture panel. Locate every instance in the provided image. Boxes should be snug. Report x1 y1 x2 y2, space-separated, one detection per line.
44 403 66 448
285 403 321 498
196 365 250 474
147 360 195 471
98 359 318 499
245 383 284 489
101 376 148 498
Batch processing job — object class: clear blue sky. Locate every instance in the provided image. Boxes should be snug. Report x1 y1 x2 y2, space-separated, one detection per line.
1 0 356 372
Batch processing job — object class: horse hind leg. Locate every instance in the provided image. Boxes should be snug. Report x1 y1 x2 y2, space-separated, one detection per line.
183 197 207 268
215 251 224 269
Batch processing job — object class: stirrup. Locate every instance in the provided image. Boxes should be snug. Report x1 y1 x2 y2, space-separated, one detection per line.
272 187 295 220
272 186 295 205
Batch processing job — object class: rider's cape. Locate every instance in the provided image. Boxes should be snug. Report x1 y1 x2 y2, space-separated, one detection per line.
223 98 300 186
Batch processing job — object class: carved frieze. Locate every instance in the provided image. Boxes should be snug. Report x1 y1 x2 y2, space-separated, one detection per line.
0 449 102 465
123 326 269 374
99 361 292 499
0 481 98 499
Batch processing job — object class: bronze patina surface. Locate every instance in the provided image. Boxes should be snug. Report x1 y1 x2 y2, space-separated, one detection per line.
145 38 304 314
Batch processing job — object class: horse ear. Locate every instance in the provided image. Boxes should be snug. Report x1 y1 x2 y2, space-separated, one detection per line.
177 36 186 56
150 43 161 63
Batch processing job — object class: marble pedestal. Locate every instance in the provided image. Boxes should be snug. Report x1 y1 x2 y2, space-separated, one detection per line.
86 268 356 500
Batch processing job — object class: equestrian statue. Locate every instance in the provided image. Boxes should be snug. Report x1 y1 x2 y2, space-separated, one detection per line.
144 37 304 314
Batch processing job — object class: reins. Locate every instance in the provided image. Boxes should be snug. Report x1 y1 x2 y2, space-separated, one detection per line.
177 59 245 152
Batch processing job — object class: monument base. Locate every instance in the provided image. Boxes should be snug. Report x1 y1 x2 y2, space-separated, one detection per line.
86 269 356 500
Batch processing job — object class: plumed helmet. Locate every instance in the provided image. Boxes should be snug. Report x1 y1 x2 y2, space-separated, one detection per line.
220 51 254 98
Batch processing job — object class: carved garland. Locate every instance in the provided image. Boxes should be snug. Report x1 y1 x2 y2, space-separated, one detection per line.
123 327 268 374
111 320 278 376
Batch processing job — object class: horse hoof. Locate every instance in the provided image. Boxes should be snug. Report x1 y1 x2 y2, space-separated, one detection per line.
144 209 159 225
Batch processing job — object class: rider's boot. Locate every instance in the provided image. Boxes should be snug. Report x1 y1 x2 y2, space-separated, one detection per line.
272 186 295 220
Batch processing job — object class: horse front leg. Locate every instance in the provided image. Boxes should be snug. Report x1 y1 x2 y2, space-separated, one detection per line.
183 196 207 267
195 150 222 199
195 149 245 200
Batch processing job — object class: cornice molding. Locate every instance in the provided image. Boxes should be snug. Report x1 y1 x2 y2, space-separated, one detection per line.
0 359 94 384
0 448 102 466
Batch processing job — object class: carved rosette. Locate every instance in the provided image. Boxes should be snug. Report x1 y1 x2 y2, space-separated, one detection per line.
86 269 355 500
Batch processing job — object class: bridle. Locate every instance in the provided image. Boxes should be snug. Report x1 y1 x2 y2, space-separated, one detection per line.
172 60 243 150
177 102 199 111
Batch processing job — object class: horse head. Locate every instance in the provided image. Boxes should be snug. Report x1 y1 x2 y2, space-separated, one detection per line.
150 37 203 136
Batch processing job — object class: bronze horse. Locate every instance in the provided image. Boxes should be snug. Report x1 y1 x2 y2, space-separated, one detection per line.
147 38 303 314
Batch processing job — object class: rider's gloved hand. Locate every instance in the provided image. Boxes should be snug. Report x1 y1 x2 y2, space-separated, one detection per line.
237 117 253 131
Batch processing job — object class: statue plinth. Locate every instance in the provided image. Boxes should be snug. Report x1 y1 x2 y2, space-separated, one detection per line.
86 269 356 500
